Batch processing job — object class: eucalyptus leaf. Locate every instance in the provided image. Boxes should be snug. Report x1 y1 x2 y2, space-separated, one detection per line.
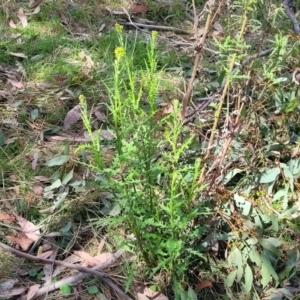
187 287 197 300
261 261 271 288
228 247 243 268
62 169 74 185
45 155 69 167
244 264 253 294
225 269 237 287
261 252 279 283
109 202 121 216
53 191 68 209
44 179 62 192
258 238 281 257
258 167 280 183
223 169 243 184
248 246 262 267
236 266 243 282
31 108 39 119
288 158 300 176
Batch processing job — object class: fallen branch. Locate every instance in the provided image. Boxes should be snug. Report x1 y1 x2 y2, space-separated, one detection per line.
0 242 131 300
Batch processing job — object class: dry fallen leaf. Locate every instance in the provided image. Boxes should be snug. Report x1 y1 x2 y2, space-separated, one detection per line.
132 5 150 13
52 254 82 277
0 286 27 297
97 239 105 255
0 214 15 222
74 251 112 266
63 105 82 130
32 184 43 196
26 284 40 300
29 0 43 9
9 52 28 58
6 233 34 251
37 250 53 259
9 20 17 28
0 279 19 291
16 215 40 241
195 280 213 291
7 79 23 89
17 8 28 28
32 152 39 170
34 175 50 182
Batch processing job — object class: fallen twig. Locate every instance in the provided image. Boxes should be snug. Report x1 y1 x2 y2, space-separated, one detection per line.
283 0 300 35
117 21 191 35
0 242 130 300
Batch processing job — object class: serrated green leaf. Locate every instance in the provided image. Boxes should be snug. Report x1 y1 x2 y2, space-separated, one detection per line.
244 264 253 294
87 285 99 294
44 179 62 192
60 284 71 296
62 169 74 185
259 167 280 183
225 269 237 287
45 155 69 167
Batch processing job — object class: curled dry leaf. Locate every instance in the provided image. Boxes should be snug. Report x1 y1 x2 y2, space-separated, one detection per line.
63 105 82 130
9 20 17 28
32 184 43 196
74 251 112 266
16 215 40 241
9 52 28 58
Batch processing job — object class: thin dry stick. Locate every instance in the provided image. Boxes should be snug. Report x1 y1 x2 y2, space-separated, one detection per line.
196 0 255 189
181 3 214 120
181 0 225 120
0 242 130 300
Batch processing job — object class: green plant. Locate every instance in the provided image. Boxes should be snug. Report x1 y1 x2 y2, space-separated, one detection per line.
77 24 209 297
